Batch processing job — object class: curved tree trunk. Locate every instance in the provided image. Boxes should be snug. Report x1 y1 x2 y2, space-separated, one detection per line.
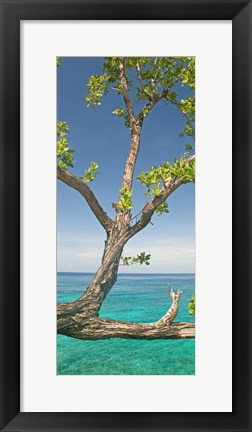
57 227 126 321
57 59 196 341
57 178 196 341
57 214 195 341
57 268 195 340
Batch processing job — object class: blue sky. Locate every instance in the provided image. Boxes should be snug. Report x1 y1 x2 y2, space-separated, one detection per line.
57 57 195 273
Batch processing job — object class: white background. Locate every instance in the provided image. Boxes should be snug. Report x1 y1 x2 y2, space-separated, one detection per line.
20 21 232 412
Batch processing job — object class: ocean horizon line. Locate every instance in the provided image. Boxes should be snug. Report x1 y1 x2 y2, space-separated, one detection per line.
57 271 195 275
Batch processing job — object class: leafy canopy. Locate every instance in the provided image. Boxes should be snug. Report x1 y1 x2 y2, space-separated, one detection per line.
138 157 195 196
58 57 195 216
84 57 195 215
86 56 195 134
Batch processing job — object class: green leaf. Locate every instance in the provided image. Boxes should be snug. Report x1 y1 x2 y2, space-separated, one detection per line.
57 121 74 170
86 74 109 108
57 57 62 67
120 252 151 266
117 186 134 212
155 202 169 216
188 294 195 316
79 161 99 183
137 157 195 197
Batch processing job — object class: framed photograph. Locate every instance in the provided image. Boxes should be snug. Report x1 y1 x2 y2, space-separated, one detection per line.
0 1 251 431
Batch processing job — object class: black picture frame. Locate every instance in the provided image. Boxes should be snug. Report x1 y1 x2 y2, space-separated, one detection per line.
0 1 251 431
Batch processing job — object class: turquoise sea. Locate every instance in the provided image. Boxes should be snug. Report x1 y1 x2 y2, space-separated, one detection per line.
57 272 195 375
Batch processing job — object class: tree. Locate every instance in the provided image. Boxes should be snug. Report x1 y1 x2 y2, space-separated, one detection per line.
57 57 195 340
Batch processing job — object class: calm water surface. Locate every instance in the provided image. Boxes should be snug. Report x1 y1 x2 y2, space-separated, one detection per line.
57 272 195 375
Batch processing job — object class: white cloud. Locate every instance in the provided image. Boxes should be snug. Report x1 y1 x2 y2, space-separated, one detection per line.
121 239 195 273
57 234 195 273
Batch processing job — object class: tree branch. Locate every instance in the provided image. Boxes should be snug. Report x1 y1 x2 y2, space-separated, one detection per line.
57 166 114 233
129 156 195 238
156 286 183 325
118 57 136 130
57 287 195 340
58 316 195 340
137 78 181 125
118 59 143 192
136 60 153 100
160 76 181 98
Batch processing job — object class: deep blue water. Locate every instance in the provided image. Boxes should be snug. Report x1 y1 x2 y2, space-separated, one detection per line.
57 272 195 375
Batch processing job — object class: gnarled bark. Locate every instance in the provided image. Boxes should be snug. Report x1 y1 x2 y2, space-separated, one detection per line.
58 317 195 340
57 284 195 340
